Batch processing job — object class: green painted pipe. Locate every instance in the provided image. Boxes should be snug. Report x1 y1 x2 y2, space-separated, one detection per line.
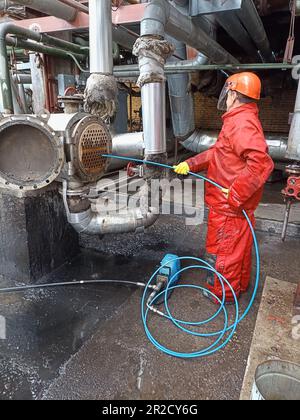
0 22 87 113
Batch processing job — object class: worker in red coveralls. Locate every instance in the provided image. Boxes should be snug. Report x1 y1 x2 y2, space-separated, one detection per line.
174 72 274 303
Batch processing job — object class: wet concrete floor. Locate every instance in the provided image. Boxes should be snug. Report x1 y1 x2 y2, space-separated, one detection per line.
0 212 299 400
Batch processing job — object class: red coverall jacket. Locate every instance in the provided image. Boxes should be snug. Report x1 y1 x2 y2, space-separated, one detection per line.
186 103 274 301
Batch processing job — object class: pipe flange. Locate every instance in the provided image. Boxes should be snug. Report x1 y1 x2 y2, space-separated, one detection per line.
0 115 64 192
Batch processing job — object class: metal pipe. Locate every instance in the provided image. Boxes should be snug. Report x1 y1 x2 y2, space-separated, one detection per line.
141 0 239 65
12 73 31 84
89 0 113 74
0 22 86 113
10 0 77 22
58 0 89 14
181 129 289 162
142 83 167 155
114 61 295 77
237 0 275 62
68 207 158 235
286 80 300 160
166 35 196 138
215 11 260 61
6 36 86 61
112 25 137 51
107 131 144 171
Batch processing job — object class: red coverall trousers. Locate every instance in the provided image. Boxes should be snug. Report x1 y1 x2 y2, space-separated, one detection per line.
186 103 274 302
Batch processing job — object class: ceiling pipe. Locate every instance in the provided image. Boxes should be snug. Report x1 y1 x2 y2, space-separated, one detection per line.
215 11 261 61
10 0 77 22
58 0 89 14
236 0 275 62
141 0 239 65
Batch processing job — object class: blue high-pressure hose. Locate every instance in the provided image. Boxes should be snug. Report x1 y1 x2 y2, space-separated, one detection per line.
103 154 260 359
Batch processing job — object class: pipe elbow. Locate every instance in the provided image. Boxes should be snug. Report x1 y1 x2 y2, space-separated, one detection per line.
0 22 14 40
141 0 170 38
69 207 159 235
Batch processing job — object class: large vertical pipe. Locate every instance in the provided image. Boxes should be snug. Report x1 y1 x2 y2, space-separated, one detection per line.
142 83 166 154
286 81 300 161
89 0 113 74
166 36 195 138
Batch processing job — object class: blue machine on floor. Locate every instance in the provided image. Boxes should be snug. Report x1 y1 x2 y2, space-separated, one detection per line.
154 254 181 305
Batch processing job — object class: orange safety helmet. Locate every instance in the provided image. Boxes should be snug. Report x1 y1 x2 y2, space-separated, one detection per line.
217 72 262 111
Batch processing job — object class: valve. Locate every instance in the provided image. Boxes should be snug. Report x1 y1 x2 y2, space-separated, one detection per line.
127 162 144 178
281 164 300 241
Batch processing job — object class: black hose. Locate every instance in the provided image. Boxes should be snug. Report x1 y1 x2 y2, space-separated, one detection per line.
0 280 155 294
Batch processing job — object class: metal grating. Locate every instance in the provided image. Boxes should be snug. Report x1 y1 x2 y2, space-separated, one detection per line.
79 123 109 176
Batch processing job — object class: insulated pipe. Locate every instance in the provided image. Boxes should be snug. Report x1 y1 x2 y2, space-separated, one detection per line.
10 0 77 22
68 207 158 235
112 26 137 51
89 0 113 74
215 11 261 61
181 129 289 162
166 0 204 139
107 131 144 170
166 35 196 138
136 0 238 155
286 81 300 160
140 0 239 65
236 0 275 62
111 129 289 164
142 83 167 155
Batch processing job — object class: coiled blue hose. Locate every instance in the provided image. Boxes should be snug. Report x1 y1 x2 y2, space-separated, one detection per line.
103 154 260 358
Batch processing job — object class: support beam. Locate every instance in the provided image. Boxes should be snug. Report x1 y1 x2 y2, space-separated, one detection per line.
13 4 146 33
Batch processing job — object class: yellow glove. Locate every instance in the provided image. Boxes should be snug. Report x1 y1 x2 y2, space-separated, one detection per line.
222 188 229 199
173 162 190 176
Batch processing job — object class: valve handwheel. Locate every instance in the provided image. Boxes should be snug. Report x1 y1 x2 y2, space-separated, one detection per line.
127 162 136 178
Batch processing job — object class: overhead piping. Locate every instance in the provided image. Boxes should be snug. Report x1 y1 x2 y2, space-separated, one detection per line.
10 0 77 22
114 62 295 78
236 0 275 62
140 0 239 65
215 11 261 61
58 0 89 14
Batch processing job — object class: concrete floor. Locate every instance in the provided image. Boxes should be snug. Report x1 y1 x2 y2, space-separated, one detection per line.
0 204 299 400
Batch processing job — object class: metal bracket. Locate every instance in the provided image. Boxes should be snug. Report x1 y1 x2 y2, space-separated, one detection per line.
190 0 242 16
